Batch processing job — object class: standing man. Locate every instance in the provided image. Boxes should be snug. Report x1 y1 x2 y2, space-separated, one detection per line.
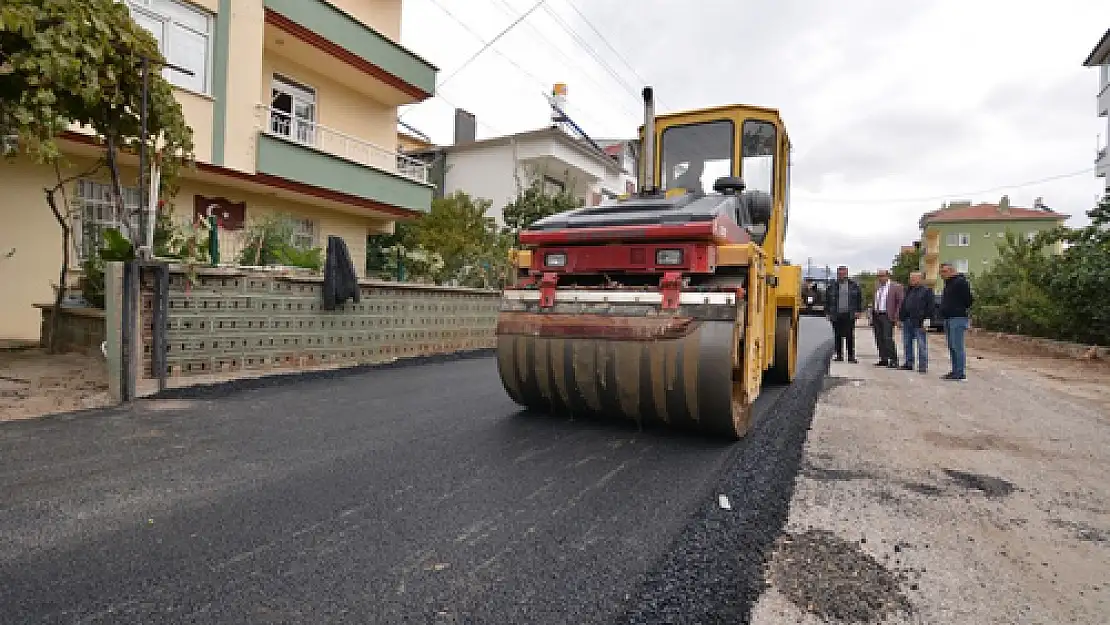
939 262 973 381
898 271 935 373
871 269 904 368
824 265 863 363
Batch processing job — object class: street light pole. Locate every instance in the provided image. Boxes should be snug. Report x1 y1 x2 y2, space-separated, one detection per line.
137 57 193 259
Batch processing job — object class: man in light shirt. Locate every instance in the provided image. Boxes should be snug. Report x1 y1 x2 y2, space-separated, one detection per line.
871 269 904 368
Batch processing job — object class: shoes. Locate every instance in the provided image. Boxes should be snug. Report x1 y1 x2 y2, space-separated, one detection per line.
900 364 914 371
918 366 928 374
887 361 900 369
848 356 858 363
941 372 966 382
834 355 844 362
874 360 888 367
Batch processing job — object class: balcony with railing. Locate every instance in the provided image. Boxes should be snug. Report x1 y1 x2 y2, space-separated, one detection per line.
256 105 433 213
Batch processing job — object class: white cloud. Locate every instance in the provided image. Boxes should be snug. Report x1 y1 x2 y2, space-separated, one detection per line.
397 0 1109 270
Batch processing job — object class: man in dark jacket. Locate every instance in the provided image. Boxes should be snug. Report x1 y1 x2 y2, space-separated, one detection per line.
939 262 974 381
824 265 863 363
898 271 935 373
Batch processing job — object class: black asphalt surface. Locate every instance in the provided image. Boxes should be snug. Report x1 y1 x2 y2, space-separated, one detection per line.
0 317 833 625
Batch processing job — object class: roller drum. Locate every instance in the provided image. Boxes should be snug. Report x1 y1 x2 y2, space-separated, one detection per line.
496 316 751 439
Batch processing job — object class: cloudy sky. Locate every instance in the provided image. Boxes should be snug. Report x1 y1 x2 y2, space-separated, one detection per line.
396 0 1108 271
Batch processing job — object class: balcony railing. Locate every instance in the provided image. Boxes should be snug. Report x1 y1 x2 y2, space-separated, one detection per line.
1097 146 1108 164
258 105 430 185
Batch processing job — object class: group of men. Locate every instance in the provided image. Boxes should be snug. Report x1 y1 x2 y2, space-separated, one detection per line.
823 263 974 381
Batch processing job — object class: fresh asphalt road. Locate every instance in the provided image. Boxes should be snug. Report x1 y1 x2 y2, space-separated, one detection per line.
0 318 832 624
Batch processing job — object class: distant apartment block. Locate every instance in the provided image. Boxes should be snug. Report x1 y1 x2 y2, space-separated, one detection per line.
1084 28 1110 191
918 196 1068 289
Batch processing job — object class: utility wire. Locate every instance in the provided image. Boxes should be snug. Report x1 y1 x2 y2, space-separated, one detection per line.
484 0 641 122
791 167 1097 205
413 0 614 132
538 4 641 102
558 0 658 104
399 0 548 122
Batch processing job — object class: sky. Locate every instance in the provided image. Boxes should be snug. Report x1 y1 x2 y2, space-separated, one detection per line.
396 0 1109 272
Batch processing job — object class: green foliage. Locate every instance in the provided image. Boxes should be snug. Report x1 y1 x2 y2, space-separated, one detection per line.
237 213 322 271
970 231 1063 339
366 191 511 288
0 0 194 178
1034 194 1110 345
853 271 877 306
890 246 923 285
78 227 137 308
502 176 584 239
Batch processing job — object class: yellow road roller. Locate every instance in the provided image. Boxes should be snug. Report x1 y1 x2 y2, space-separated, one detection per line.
495 87 801 439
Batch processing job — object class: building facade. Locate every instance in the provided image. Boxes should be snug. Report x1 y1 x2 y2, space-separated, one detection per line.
918 197 1068 289
1 0 438 340
1084 28 1110 192
406 122 631 225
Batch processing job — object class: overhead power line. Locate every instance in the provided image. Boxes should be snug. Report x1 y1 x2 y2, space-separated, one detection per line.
791 168 1097 205
399 0 548 122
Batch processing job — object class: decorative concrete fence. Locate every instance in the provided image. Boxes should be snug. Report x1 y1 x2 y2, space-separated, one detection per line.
103 262 501 399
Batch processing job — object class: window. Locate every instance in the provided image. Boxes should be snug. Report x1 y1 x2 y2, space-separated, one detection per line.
997 231 1004 238
660 119 734 194
741 119 776 197
1026 231 1037 242
73 179 141 262
270 75 317 145
125 0 213 94
955 259 969 273
541 176 566 196
958 233 970 246
291 218 317 249
946 233 958 246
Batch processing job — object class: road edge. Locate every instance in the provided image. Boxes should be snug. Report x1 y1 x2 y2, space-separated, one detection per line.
612 336 834 624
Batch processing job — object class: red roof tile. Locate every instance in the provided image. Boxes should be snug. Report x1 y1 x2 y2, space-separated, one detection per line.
921 203 1068 225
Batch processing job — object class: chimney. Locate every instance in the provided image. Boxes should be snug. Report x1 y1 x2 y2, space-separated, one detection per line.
453 108 476 145
1033 196 1046 210
998 195 1010 214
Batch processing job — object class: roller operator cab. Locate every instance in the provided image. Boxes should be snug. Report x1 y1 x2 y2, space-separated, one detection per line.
496 87 801 440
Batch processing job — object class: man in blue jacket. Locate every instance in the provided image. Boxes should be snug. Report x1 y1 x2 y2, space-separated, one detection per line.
898 271 935 373
939 262 974 381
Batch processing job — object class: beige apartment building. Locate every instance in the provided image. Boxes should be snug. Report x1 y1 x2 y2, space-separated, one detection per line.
0 0 438 340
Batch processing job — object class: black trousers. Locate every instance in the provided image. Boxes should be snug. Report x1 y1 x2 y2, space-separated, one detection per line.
831 313 855 358
872 312 898 363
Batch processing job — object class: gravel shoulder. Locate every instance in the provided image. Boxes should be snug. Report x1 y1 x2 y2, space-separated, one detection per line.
0 347 110 421
751 324 1110 624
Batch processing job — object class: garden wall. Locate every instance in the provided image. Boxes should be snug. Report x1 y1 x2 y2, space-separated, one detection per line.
35 304 106 355
125 264 500 394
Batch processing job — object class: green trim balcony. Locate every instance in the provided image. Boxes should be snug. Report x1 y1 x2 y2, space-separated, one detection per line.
263 0 437 104
255 106 433 214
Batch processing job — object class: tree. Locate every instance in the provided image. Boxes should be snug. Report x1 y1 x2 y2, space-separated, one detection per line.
969 231 1063 339
502 176 584 240
890 246 923 285
853 270 877 307
2 0 194 351
412 191 502 286
1036 194 1110 345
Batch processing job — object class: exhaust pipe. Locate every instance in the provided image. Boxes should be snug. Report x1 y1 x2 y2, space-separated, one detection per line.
642 86 656 193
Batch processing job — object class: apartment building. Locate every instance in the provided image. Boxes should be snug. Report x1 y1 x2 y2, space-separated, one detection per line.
1 0 438 340
918 196 1068 289
404 110 632 225
1084 28 1110 192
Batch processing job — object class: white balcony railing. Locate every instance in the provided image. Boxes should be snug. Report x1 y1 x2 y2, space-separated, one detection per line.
258 105 430 185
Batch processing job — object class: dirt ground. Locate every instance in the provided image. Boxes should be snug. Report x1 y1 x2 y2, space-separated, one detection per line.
751 326 1110 624
0 347 111 422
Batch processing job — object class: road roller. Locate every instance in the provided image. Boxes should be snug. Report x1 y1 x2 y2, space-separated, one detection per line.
495 87 801 439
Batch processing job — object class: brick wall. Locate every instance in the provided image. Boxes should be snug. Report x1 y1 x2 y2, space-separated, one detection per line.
138 266 501 380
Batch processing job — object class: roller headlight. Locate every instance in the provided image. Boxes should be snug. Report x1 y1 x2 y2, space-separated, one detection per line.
655 249 683 265
544 252 567 267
